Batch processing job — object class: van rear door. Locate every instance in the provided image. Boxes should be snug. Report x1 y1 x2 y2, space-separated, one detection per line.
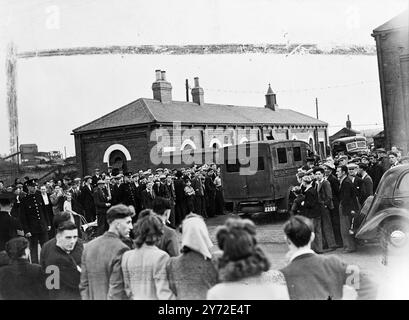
221 145 248 200
245 145 272 199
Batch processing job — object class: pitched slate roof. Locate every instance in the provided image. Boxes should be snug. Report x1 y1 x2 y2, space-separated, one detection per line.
373 10 409 33
73 98 327 133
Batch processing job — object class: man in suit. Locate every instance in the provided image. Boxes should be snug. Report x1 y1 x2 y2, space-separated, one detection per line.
111 175 122 206
389 152 400 168
314 167 337 251
10 184 26 234
336 165 360 253
357 163 373 206
91 169 101 189
348 163 363 206
39 184 54 239
367 154 384 192
141 181 155 210
191 170 206 218
80 176 96 223
129 174 142 220
173 171 186 226
93 180 112 236
204 169 216 218
79 204 132 300
323 163 343 247
40 221 82 300
300 175 323 253
20 180 51 264
280 216 377 300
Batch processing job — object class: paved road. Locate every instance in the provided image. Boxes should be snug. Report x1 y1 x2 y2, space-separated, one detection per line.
203 213 397 296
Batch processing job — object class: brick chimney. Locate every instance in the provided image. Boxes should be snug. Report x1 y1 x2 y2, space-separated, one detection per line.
191 77 204 105
152 69 172 103
265 84 277 111
346 115 352 130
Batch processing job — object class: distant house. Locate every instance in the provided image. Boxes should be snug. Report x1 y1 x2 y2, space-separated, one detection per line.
72 70 328 175
373 9 409 154
329 115 360 144
373 130 386 149
20 144 38 162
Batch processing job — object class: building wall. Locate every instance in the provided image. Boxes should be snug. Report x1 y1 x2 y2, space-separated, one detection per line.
75 123 328 174
75 126 151 175
374 27 409 154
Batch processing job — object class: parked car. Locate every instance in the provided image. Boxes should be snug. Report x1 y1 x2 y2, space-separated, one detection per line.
355 164 409 251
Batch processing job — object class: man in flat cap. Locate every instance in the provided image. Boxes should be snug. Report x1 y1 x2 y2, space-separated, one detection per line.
91 169 101 189
347 163 363 206
336 165 360 253
338 155 348 167
322 162 343 247
20 180 51 263
93 180 112 236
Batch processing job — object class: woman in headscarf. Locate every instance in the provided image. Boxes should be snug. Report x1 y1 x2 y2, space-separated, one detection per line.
207 218 289 300
166 213 218 300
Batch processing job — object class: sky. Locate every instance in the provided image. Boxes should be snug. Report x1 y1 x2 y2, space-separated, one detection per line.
0 0 407 157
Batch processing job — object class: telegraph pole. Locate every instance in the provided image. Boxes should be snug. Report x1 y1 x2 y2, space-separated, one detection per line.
315 97 319 119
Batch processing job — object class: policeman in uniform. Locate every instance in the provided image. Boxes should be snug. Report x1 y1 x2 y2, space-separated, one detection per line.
20 180 51 264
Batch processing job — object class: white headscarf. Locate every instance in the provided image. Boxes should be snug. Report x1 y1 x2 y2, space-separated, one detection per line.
181 214 213 260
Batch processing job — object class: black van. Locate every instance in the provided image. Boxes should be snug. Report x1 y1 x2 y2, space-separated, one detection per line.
220 140 311 216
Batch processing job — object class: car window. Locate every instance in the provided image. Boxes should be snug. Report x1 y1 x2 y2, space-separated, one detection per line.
377 173 396 197
277 148 287 164
395 172 409 196
293 147 302 162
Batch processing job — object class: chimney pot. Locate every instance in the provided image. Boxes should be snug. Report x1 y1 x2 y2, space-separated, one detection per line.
191 76 204 105
194 77 200 88
152 69 172 103
155 70 161 81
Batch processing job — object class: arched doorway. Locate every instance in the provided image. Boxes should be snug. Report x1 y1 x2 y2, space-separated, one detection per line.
103 144 132 175
109 150 128 175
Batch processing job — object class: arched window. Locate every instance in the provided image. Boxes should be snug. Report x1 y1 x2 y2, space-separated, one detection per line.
209 138 222 149
103 144 131 164
239 137 249 144
180 139 197 151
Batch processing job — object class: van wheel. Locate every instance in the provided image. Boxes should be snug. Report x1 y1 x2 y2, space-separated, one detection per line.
380 218 409 253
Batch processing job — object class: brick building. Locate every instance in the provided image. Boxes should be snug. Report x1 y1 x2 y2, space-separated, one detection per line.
373 10 409 154
72 70 328 175
329 115 361 144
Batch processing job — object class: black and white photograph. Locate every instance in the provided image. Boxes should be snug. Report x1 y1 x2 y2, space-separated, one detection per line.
0 0 408 306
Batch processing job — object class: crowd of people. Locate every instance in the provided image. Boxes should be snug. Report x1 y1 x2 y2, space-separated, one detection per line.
289 147 409 254
0 164 225 263
0 198 378 300
0 147 405 300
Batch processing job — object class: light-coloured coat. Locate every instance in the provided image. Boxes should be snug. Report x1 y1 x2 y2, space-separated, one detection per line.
121 244 175 300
